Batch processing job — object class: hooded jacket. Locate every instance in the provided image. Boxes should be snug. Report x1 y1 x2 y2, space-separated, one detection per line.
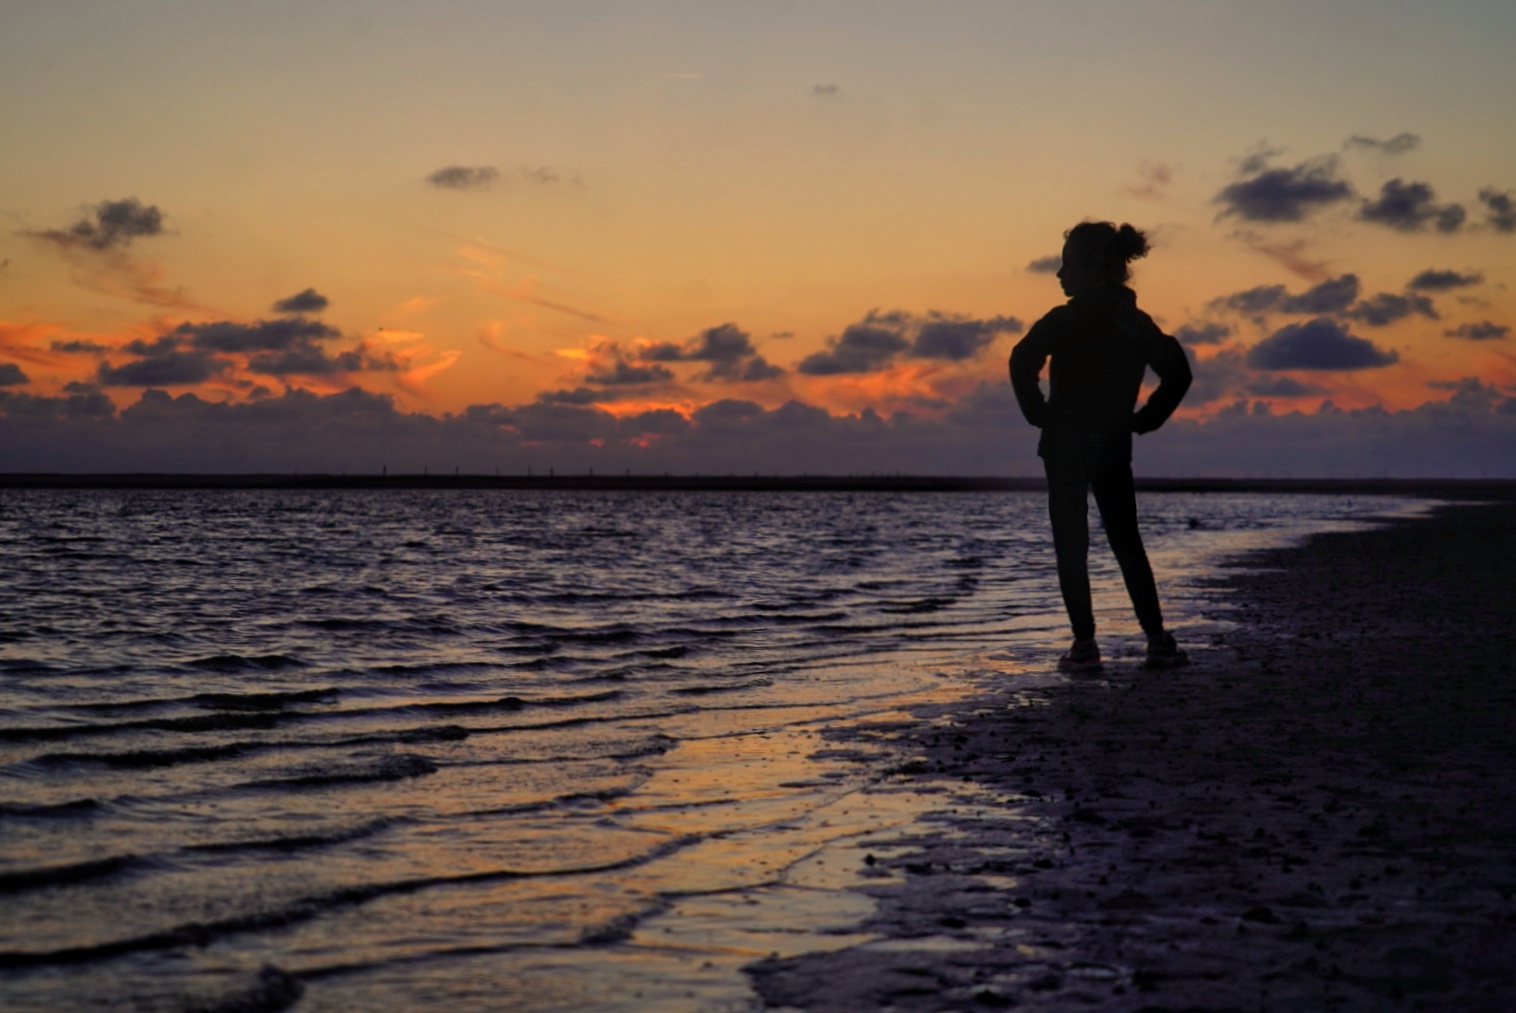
1009 286 1192 462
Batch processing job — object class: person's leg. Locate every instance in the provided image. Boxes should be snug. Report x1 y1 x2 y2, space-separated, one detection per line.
1089 460 1164 636
1044 456 1096 641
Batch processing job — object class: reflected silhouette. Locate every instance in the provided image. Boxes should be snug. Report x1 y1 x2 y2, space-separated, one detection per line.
1010 221 1193 671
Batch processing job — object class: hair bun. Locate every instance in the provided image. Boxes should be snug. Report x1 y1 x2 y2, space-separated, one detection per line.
1116 223 1150 262
1062 219 1152 284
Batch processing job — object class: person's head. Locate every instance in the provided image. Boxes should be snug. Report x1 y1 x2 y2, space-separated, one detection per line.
1057 221 1150 297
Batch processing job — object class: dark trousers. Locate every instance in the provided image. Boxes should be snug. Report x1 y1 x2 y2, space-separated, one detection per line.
1043 453 1164 641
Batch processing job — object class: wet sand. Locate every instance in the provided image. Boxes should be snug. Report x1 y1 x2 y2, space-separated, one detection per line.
748 502 1516 1011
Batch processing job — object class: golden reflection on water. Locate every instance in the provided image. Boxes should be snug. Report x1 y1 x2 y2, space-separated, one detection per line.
9 652 1043 1013
303 659 1017 1011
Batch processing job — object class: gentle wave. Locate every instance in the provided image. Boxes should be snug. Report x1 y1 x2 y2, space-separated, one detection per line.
0 833 701 969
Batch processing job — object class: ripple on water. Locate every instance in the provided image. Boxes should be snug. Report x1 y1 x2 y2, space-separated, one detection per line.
0 488 1431 1009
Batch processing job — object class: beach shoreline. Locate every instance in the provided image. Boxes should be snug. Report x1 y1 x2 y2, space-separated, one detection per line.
747 501 1516 1011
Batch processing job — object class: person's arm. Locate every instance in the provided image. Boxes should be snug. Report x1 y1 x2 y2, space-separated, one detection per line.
1009 317 1056 429
1132 330 1192 435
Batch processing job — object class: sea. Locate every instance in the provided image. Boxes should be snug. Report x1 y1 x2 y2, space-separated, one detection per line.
0 488 1432 1012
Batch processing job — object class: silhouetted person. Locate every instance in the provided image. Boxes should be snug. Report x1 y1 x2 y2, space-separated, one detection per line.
1010 221 1192 671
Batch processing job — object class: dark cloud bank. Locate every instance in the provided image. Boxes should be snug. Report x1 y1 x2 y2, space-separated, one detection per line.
2 379 1511 478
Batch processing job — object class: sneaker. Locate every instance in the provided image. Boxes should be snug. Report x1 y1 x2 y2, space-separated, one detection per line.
1144 630 1189 669
1057 638 1102 673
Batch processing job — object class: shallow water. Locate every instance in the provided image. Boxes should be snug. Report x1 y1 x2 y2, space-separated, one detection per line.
0 489 1429 1011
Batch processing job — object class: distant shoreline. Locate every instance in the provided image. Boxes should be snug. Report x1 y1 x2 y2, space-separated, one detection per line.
1 473 1514 498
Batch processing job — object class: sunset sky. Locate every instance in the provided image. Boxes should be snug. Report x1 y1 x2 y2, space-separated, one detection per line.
3 0 1514 476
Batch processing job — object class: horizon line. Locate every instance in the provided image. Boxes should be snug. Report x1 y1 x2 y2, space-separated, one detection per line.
2 474 1513 498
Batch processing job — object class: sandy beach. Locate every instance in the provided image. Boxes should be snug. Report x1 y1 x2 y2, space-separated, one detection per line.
749 501 1516 1011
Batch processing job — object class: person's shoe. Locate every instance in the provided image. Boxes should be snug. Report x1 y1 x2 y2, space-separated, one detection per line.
1144 630 1189 669
1057 638 1102 673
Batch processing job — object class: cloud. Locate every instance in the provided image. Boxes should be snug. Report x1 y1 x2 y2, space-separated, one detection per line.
584 360 675 387
67 258 192 309
1407 268 1483 292
811 84 840 97
31 198 165 251
97 346 226 387
1216 274 1361 316
272 288 330 314
1236 235 1332 282
4 378 1512 479
1245 374 1325 398
519 166 562 185
51 339 111 354
797 314 911 375
1358 178 1465 232
1174 322 1231 346
426 166 500 190
174 318 343 353
797 310 1021 375
1184 347 1325 406
1286 275 1362 314
911 313 1023 360
24 198 197 309
1138 388 1516 479
556 331 774 392
506 400 622 443
247 347 370 377
1025 255 1061 274
1215 158 1355 222
1234 142 1284 176
691 398 767 428
1182 347 1246 406
1444 321 1509 341
0 387 117 423
1245 318 1398 370
1343 292 1438 327
643 323 785 382
0 363 28 386
427 165 578 191
735 358 786 382
536 386 606 406
1343 132 1420 155
91 317 394 385
1218 274 1442 328
1479 188 1516 233
1127 161 1174 200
